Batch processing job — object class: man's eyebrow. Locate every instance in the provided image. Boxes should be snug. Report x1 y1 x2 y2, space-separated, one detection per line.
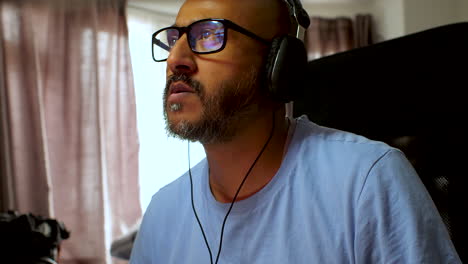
171 18 204 28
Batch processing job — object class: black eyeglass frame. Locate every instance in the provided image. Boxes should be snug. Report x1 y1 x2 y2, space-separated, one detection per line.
152 18 270 62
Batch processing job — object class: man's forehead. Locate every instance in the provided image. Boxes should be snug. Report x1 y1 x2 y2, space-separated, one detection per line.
175 0 281 27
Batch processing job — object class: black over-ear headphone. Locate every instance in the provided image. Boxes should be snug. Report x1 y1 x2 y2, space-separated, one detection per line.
265 0 310 103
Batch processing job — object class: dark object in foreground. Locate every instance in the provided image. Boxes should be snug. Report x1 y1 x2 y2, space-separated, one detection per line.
0 210 70 264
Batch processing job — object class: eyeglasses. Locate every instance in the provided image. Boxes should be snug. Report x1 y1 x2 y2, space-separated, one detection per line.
152 18 270 62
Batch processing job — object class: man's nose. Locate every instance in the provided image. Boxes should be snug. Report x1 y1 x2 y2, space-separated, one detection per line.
167 34 197 75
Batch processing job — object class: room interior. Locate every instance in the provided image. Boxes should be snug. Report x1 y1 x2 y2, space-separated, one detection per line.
0 0 466 263
114 0 468 262
128 0 468 216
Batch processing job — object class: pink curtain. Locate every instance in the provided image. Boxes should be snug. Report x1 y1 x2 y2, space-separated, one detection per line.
0 0 141 263
306 14 373 61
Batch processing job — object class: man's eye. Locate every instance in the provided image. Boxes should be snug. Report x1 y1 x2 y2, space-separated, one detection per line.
168 37 178 46
200 30 213 40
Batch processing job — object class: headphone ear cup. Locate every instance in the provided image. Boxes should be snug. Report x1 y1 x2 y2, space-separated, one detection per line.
264 37 283 99
265 37 283 80
265 35 308 103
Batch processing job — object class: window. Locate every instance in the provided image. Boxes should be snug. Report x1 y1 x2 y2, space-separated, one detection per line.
127 7 206 212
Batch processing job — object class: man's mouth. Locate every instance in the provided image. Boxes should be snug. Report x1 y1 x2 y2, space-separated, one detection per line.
170 82 195 95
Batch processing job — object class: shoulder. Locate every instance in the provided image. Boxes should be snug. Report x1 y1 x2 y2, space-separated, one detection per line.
136 158 207 232
295 115 392 153
282 116 407 214
130 158 207 262
354 149 460 263
291 117 459 262
291 115 398 174
286 116 419 213
148 158 207 213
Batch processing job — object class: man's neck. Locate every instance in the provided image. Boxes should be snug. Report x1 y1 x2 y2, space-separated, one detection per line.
203 108 290 203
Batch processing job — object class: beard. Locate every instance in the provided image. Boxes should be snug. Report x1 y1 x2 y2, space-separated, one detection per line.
163 67 262 144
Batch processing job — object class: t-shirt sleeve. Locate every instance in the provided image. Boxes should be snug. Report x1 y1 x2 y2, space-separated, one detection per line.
354 149 461 263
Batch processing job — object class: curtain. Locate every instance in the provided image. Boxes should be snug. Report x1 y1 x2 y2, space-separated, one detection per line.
0 0 141 263
354 14 373 48
306 14 373 61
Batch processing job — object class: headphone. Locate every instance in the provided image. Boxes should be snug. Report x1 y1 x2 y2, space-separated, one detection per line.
265 0 310 103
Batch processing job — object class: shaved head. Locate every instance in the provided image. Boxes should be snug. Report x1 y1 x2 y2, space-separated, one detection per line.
177 0 291 40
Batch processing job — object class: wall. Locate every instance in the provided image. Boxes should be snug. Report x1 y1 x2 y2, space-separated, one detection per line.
370 0 468 40
403 0 467 35
305 0 467 41
303 1 374 18
303 0 406 42
456 0 468 22
371 0 405 41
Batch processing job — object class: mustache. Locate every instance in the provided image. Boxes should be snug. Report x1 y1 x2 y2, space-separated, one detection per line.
165 74 203 96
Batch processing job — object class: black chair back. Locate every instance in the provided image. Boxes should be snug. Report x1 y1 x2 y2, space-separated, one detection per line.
294 22 468 261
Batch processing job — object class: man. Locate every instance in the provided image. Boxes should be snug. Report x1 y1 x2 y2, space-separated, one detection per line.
130 0 461 263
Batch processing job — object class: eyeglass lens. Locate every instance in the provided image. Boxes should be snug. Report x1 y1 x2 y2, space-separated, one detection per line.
153 20 226 61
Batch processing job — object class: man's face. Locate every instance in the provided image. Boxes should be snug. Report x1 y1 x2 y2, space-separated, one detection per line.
163 0 282 144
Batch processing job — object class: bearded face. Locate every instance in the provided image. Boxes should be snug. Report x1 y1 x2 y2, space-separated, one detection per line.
163 67 263 144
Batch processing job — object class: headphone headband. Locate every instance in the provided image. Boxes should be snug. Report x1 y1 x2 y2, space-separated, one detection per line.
282 0 310 41
264 0 310 103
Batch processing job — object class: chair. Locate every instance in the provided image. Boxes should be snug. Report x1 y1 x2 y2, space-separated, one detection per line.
294 22 468 262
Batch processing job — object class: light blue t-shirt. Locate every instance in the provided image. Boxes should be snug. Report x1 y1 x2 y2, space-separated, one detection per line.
130 116 461 263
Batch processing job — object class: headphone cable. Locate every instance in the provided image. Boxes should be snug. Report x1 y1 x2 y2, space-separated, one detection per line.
189 111 277 264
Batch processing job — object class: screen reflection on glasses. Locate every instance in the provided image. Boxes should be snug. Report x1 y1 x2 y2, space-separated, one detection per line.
152 18 270 62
